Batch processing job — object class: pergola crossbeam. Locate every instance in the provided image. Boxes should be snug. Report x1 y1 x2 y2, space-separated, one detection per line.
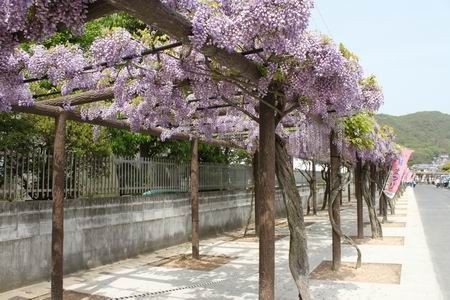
38 88 114 106
11 103 240 148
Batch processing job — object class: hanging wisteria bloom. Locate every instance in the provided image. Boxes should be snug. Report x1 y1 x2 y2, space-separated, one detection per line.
0 0 387 163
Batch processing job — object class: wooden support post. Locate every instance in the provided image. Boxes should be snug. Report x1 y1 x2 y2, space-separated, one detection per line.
348 183 351 202
347 169 351 202
51 113 67 300
258 95 276 300
355 159 364 239
380 192 386 221
311 160 317 215
190 138 200 260
378 169 383 216
330 131 341 271
253 151 261 236
378 192 384 216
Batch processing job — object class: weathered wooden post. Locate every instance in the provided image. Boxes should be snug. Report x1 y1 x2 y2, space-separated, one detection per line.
330 130 341 271
190 138 200 259
51 113 66 300
355 158 364 239
311 160 317 215
258 94 276 300
347 167 351 202
253 151 261 236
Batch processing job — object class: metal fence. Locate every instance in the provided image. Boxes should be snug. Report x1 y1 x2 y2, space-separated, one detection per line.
0 150 320 201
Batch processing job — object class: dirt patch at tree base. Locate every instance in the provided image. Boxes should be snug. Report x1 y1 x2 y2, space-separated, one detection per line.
147 254 234 271
349 236 405 246
34 290 108 300
310 261 402 284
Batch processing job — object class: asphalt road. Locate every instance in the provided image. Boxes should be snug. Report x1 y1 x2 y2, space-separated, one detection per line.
414 184 450 299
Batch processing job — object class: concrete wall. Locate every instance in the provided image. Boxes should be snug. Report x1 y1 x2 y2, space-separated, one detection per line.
0 186 323 292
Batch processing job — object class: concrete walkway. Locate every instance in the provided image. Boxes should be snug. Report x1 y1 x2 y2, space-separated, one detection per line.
0 188 444 299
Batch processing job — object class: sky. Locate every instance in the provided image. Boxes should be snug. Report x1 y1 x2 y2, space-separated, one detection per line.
310 0 450 116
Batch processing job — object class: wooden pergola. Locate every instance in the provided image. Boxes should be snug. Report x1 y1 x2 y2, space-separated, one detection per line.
12 93 244 297
6 1 284 299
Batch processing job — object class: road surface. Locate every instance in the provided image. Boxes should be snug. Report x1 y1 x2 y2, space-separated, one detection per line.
414 184 450 299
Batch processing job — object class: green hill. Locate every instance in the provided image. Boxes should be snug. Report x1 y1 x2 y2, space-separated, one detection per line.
376 111 450 165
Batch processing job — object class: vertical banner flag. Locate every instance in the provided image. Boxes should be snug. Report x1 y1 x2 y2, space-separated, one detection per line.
402 168 413 183
384 148 413 198
406 169 416 182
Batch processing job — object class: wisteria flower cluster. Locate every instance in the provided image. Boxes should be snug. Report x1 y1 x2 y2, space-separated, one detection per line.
0 0 91 111
0 0 388 161
162 0 314 55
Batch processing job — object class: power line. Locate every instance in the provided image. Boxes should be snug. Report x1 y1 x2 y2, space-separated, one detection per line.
316 5 333 37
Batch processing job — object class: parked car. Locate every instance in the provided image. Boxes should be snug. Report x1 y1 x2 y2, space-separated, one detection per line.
436 176 450 188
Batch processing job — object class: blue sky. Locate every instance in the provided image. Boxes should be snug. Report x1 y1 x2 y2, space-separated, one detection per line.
310 0 450 116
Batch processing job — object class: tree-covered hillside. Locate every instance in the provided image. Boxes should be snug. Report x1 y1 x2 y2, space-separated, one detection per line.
376 111 450 165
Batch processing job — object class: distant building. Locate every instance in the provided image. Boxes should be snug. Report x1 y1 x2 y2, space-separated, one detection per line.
411 163 439 173
433 154 449 166
411 154 449 173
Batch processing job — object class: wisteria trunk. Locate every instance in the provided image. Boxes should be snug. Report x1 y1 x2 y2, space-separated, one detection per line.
370 164 377 207
321 166 330 210
362 163 382 239
378 168 388 222
306 192 312 215
328 131 361 269
329 132 341 270
275 136 311 300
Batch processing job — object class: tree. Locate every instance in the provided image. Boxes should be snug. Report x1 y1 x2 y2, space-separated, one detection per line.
0 113 40 152
0 113 111 156
298 160 318 216
108 128 250 163
343 113 399 238
441 162 450 172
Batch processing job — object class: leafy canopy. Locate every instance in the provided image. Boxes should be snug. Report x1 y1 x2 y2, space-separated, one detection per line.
343 113 375 150
442 162 450 172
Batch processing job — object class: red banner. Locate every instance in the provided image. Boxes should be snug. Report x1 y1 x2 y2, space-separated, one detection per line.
384 149 413 198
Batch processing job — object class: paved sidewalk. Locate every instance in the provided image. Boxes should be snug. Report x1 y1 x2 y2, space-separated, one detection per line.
0 188 443 299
